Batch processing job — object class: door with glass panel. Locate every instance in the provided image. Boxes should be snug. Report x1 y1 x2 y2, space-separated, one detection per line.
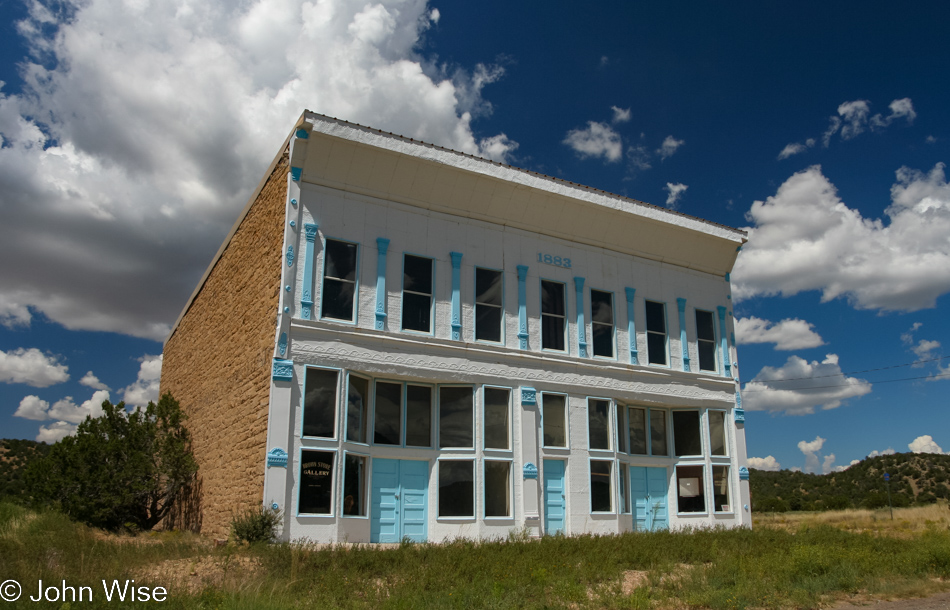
370 458 429 543
630 466 669 531
543 459 566 535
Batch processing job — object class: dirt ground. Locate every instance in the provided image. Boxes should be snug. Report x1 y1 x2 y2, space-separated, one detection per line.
832 591 950 609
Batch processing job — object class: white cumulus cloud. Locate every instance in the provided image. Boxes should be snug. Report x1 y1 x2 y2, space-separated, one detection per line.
735 316 825 350
0 0 516 341
0 347 69 387
563 121 622 163
611 106 631 124
798 435 826 473
868 448 896 458
747 455 781 471
664 182 688 209
908 435 944 454
777 138 815 160
36 421 77 444
122 354 163 406
733 163 950 312
79 371 110 391
742 353 872 415
657 135 684 160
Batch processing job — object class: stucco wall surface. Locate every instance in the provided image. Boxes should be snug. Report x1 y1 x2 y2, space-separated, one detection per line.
161 154 288 537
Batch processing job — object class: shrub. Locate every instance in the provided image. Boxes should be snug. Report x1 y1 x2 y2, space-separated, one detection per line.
231 505 282 544
26 392 197 531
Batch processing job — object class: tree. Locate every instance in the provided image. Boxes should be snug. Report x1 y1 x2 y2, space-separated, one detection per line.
26 393 197 531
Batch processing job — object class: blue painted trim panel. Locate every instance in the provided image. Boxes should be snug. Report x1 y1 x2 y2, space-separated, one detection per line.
625 287 638 365
517 265 529 349
286 244 295 267
450 252 463 340
739 467 750 481
523 463 538 479
290 167 302 181
301 224 318 320
295 128 309 139
278 332 288 357
272 358 293 381
375 238 390 330
266 448 288 468
521 387 537 406
574 277 587 357
677 298 689 372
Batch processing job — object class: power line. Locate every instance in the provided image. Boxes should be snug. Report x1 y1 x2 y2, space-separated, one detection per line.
743 354 950 385
741 371 950 394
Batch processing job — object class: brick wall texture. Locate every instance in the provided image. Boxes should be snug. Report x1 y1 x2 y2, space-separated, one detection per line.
160 153 288 537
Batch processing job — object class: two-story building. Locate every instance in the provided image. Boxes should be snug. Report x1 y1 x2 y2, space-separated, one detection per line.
160 111 751 541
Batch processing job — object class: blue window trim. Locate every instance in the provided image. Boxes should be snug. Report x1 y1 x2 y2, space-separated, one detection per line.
717 306 731 376
645 299 671 368
400 252 436 336
344 372 371 446
300 365 342 441
589 457 616 514
590 288 617 360
482 457 515 520
624 288 638 364
436 384 477 451
482 385 513 452
340 450 371 520
677 298 690 372
695 308 719 373
473 266 506 345
585 396 614 452
540 391 570 450
436 456 477 520
574 276 588 357
374 238 390 330
319 236 361 325
450 251 463 340
301 224 319 320
296 446 338 518
539 277 569 354
516 265 529 349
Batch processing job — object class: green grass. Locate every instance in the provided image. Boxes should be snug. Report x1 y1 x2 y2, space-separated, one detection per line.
2 502 949 609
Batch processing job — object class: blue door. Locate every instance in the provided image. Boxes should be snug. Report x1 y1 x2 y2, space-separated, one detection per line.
371 459 429 543
631 466 669 531
543 459 566 535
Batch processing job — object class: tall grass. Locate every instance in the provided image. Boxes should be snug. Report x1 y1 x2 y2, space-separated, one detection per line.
2 501 949 609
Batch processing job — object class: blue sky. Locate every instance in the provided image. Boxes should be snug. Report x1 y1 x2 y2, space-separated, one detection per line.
0 0 947 472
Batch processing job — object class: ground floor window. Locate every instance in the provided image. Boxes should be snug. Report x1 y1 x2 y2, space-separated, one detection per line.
439 386 474 448
439 460 474 517
542 393 567 447
484 460 511 518
712 465 731 512
342 453 367 516
405 384 433 447
676 465 705 513
590 460 613 513
618 463 630 513
303 368 339 439
299 450 335 514
672 410 702 456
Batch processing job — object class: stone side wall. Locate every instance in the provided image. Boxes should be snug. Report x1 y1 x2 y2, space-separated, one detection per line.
161 154 288 537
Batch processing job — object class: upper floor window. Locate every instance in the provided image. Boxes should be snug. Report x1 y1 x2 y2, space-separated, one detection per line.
402 254 433 332
645 300 667 365
541 280 566 351
590 290 614 358
696 310 717 372
321 239 358 321
475 268 503 342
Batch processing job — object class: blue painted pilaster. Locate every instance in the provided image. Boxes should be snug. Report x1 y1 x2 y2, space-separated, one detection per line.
301 224 318 320
374 238 390 330
574 277 587 357
718 306 731 376
625 288 638 364
517 265 529 349
677 297 689 372
450 252 463 340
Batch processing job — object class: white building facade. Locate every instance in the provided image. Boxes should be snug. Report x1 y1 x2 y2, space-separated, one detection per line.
262 113 750 543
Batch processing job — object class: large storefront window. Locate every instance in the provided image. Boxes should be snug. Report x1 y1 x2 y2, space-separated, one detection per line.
672 410 702 456
712 465 731 512
709 410 727 456
374 381 402 445
439 386 474 448
342 453 367 516
405 385 433 447
542 393 567 448
676 465 705 513
439 460 474 518
303 367 338 438
483 387 511 450
346 375 369 443
590 460 613 512
588 398 611 450
299 450 335 514
484 460 511 518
